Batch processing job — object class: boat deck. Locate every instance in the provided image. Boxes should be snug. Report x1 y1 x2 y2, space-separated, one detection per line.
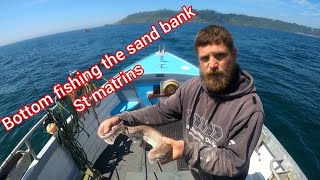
92 122 305 180
93 121 193 180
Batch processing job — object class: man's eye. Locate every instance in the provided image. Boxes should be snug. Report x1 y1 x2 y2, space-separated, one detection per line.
200 56 209 62
216 53 226 60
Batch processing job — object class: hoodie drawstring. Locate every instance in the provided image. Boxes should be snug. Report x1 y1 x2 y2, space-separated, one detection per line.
207 98 221 124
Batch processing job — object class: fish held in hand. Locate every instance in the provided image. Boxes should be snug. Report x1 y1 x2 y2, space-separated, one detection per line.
99 121 173 164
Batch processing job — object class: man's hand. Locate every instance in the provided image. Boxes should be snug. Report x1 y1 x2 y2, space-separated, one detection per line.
161 137 184 164
97 116 121 137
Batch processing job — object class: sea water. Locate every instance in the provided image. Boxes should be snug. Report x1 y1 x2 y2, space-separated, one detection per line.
0 23 319 179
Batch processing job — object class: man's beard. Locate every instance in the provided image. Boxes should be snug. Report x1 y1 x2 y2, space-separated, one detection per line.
200 60 238 93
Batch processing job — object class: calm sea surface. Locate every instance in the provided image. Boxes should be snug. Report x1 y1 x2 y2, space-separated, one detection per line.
0 23 319 179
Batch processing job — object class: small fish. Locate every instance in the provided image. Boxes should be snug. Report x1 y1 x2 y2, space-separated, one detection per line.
100 121 172 164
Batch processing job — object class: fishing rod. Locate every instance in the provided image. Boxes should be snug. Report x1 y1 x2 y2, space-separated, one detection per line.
25 71 52 114
24 70 59 134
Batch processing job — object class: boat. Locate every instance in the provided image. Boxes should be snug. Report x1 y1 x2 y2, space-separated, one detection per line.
0 50 307 180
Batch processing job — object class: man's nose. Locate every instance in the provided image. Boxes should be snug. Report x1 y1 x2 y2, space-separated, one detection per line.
208 56 218 70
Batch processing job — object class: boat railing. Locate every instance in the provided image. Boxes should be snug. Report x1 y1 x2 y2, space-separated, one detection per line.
259 126 307 180
0 89 82 175
0 113 49 176
270 158 291 180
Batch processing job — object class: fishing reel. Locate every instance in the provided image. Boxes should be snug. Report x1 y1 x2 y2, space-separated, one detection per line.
43 113 58 135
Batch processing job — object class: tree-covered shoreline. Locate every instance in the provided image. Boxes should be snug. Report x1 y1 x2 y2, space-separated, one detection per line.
115 9 320 37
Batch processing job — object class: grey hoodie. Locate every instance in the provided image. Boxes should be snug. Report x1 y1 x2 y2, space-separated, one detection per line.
118 69 264 179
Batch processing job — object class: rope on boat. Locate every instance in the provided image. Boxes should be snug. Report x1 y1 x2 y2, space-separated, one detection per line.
50 100 91 171
46 79 102 178
26 71 101 178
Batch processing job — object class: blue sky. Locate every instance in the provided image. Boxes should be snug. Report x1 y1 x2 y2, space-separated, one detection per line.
0 0 319 46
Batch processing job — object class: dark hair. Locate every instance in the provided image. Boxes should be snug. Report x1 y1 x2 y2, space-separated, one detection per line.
194 25 234 53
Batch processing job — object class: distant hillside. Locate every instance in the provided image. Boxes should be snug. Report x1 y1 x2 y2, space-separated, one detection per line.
115 9 320 37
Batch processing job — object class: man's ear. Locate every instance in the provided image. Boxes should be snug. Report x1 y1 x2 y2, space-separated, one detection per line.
233 48 237 61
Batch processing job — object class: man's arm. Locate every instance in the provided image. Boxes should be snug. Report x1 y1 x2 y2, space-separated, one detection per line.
117 82 186 125
183 111 264 177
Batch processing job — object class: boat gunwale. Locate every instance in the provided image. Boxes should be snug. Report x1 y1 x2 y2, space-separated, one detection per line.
0 113 50 172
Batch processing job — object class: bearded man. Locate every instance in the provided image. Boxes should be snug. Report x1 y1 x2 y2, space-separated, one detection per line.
98 25 264 179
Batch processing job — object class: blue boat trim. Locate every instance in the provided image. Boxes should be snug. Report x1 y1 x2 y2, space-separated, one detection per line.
110 101 140 116
123 52 199 76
